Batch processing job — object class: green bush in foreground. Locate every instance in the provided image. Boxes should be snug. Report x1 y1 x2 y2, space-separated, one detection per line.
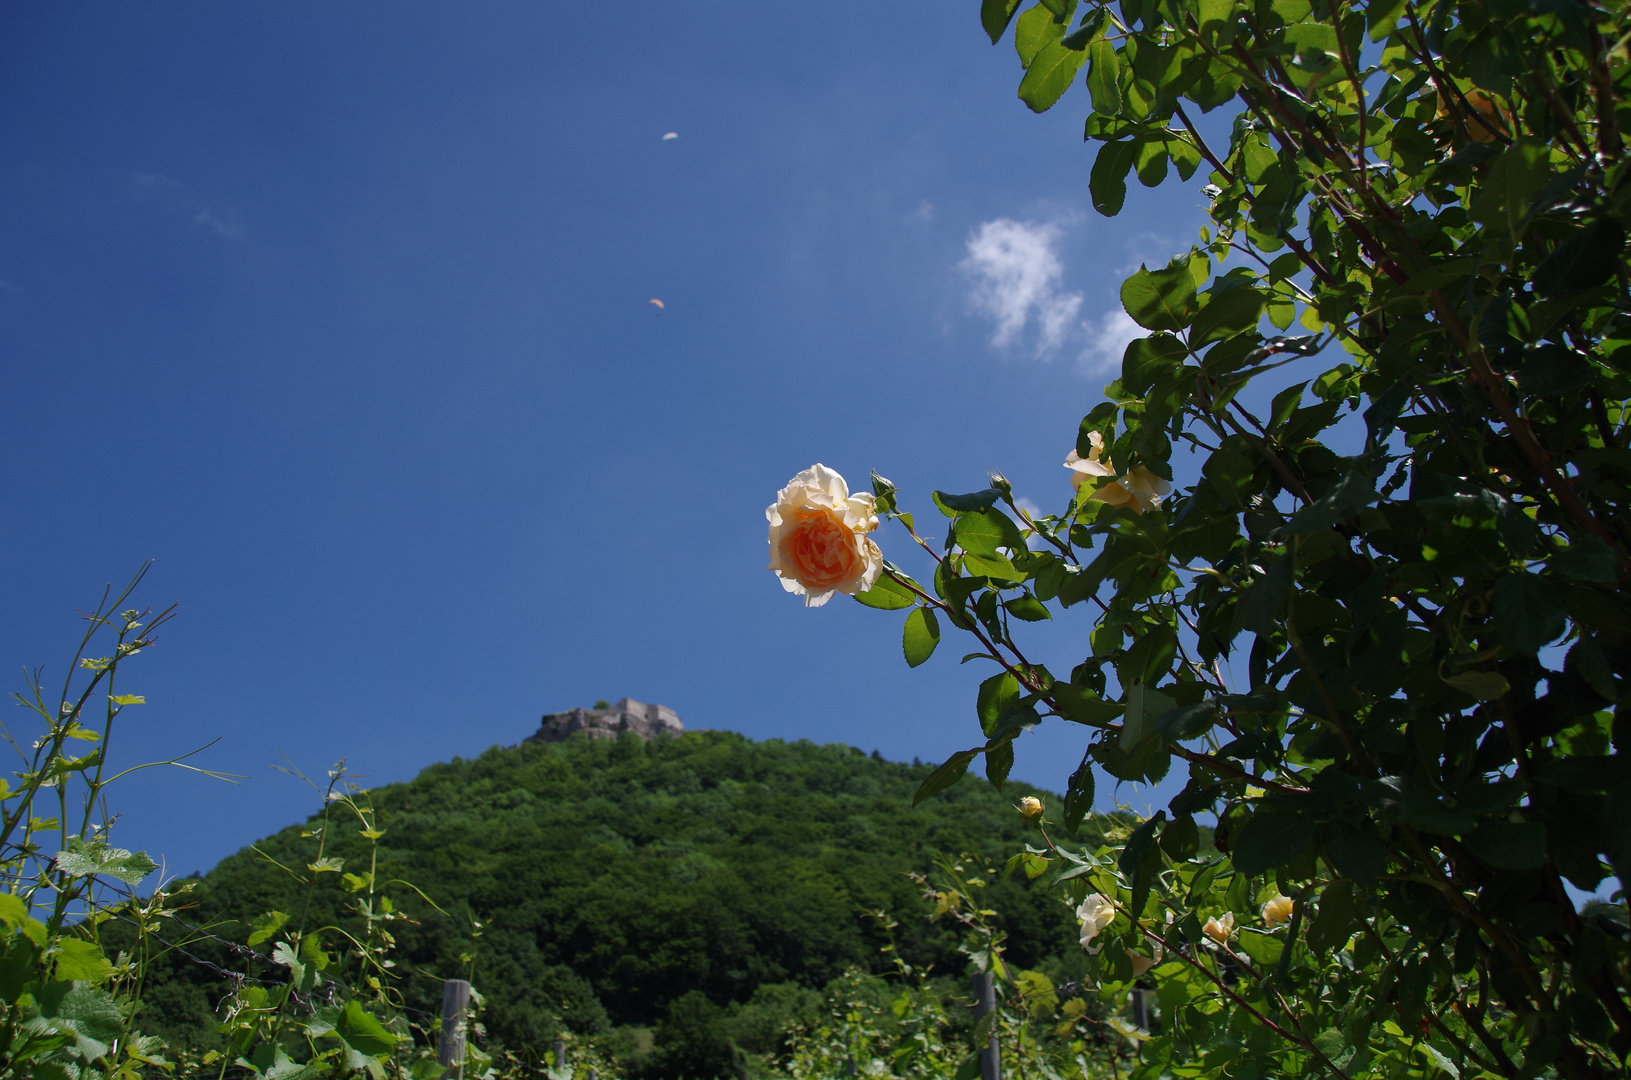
778 0 1631 1077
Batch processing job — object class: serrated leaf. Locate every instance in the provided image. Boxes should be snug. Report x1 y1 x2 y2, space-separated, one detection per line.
903 607 941 668
1533 220 1625 296
985 737 1015 789
1087 37 1121 114
1120 263 1199 331
109 694 145 706
53 839 158 886
52 938 113 983
854 573 918 610
1019 39 1088 113
248 910 289 947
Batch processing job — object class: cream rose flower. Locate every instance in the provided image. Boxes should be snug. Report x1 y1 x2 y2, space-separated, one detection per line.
1202 912 1236 944
1127 950 1157 977
1018 796 1044 821
1064 433 1115 492
1090 466 1172 514
1077 893 1117 951
766 464 884 608
1261 893 1295 926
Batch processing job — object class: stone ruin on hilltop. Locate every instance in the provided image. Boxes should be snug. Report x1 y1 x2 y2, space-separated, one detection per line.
525 697 684 744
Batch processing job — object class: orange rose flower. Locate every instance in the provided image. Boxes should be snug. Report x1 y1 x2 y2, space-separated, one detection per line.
766 464 884 607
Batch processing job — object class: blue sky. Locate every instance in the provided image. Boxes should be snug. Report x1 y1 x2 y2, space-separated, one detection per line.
0 3 1214 878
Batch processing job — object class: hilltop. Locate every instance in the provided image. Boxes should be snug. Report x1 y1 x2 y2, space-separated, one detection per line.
132 721 1089 1066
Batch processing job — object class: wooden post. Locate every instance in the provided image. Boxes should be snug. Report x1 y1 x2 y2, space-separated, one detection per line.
553 1039 566 1073
972 971 1000 1080
439 979 471 1079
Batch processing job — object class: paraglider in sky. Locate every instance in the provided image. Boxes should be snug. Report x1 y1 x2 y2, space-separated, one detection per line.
661 132 678 141
649 299 665 309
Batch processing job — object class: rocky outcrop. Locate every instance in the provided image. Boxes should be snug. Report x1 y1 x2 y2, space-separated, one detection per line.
526 697 684 744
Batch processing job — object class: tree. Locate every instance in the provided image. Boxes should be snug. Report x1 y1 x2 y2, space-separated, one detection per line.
799 0 1631 1075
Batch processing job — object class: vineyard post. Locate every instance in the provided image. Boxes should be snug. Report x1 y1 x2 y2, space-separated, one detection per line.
972 971 1000 1080
439 978 471 1079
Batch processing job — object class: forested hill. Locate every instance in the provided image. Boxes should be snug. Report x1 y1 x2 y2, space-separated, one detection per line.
138 729 1088 1056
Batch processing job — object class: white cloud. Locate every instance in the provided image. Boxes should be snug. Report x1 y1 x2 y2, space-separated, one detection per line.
132 172 244 240
1078 310 1143 374
960 218 1083 357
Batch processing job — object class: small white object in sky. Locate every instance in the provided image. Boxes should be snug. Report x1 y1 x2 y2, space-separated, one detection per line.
960 218 1083 357
649 298 665 309
661 132 678 141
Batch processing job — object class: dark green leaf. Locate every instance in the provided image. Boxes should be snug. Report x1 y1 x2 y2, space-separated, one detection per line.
1062 754 1096 831
1492 572 1568 654
1472 139 1549 237
333 1000 399 1061
933 488 1003 515
1549 536 1618 583
913 749 980 805
1533 220 1626 296
981 0 1024 42
1155 699 1220 741
1236 928 1284 966
1275 471 1377 537
1121 332 1188 395
1191 287 1266 346
977 672 1022 737
1120 813 1165 877
1050 683 1123 726
1231 811 1316 877
1306 878 1360 953
903 607 941 668
1089 140 1136 216
1322 828 1387 889
52 939 112 983
985 737 1015 789
1516 344 1596 396
1464 822 1547 869
1121 263 1199 331
1367 0 1407 39
1237 553 1293 637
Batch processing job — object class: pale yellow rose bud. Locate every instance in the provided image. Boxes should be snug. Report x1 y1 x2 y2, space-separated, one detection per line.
1018 796 1044 821
1126 951 1156 977
1261 894 1295 926
1202 912 1235 943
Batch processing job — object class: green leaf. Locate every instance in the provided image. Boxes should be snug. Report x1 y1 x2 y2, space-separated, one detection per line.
1155 699 1220 741
333 999 398 1060
1442 669 1512 701
932 488 1002 515
1014 3 1066 66
1367 0 1407 39
1516 343 1596 396
914 749 980 805
1276 471 1377 537
1237 554 1292 637
1089 140 1136 216
1019 39 1088 113
1231 811 1316 877
1003 595 1051 622
1323 828 1387 889
1119 813 1164 877
1492 572 1567 654
853 573 918 610
955 509 1025 556
248 910 289 947
1549 536 1619 583
981 0 1024 43
903 607 941 668
1305 878 1359 954
1416 1042 1462 1079
53 838 158 886
985 736 1015 789
1120 263 1199 331
38 982 123 1060
1120 683 1176 751
1533 220 1625 296
109 694 145 706
1050 683 1122 726
1087 37 1121 114
1062 754 1096 830
977 673 1021 737
0 894 46 946
1463 822 1546 869
1473 139 1550 237
1190 287 1265 346
1121 332 1187 396
1235 928 1283 966
52 938 113 983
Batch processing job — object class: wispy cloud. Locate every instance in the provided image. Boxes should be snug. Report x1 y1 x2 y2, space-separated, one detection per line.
132 172 244 240
960 218 1083 357
1078 310 1143 374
